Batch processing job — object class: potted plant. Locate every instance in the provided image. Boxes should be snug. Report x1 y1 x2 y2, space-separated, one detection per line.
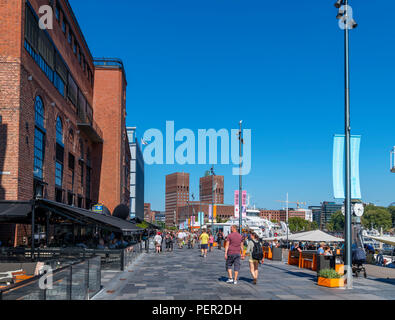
317 269 344 288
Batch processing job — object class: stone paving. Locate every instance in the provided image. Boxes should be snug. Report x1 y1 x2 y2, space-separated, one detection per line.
93 246 395 300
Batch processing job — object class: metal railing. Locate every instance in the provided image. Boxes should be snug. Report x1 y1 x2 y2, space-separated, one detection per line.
0 256 101 300
0 242 146 272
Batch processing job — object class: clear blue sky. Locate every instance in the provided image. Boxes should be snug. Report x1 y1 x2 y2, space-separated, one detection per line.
70 0 395 211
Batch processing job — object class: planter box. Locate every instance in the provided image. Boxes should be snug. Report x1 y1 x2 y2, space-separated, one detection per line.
317 277 344 288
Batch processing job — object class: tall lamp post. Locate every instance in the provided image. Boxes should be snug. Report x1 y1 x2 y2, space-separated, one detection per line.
335 0 358 289
210 166 216 232
238 121 244 233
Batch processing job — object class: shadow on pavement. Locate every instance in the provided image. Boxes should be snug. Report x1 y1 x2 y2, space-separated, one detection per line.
239 277 254 284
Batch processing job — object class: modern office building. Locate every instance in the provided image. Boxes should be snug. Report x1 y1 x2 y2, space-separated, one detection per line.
165 172 189 226
309 206 322 227
154 211 166 223
0 0 130 245
320 201 342 229
199 175 224 204
127 127 144 220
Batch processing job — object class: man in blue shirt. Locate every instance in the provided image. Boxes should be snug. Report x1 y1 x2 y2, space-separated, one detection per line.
317 242 325 255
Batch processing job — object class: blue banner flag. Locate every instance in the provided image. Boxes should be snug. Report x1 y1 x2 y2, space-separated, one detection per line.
333 134 362 199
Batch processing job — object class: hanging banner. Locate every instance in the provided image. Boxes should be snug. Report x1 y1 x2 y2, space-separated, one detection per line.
234 191 239 218
242 191 247 207
208 204 213 221
333 134 362 199
242 206 247 218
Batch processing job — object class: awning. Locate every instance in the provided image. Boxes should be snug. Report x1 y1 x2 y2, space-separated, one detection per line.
276 230 344 242
364 235 395 246
0 200 143 236
38 200 143 236
0 201 32 223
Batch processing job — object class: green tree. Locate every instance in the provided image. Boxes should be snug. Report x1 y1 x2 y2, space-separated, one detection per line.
327 211 344 232
361 205 392 232
388 206 395 228
289 217 319 233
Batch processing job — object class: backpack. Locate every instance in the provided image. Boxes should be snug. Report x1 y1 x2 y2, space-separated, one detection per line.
252 241 263 261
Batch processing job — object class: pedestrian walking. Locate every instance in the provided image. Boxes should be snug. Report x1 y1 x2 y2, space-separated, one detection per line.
154 232 162 254
217 230 224 250
224 225 244 284
209 233 214 252
199 229 209 258
244 232 264 285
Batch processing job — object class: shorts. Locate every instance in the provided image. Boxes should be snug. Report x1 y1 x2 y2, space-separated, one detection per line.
249 258 259 263
201 244 208 250
226 255 241 272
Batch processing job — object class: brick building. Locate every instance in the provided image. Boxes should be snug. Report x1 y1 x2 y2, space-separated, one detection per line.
199 175 224 204
165 172 189 226
259 209 309 222
93 58 130 214
144 203 155 223
178 202 234 225
0 0 130 245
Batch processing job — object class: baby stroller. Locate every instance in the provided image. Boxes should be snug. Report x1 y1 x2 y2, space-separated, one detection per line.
352 247 367 278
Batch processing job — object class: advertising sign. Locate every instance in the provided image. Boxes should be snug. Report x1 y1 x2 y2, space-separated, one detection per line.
92 204 103 214
234 191 239 218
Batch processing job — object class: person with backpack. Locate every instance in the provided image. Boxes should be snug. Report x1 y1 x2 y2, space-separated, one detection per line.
244 232 264 285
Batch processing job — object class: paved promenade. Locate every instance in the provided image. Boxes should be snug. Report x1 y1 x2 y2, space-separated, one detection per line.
93 246 395 300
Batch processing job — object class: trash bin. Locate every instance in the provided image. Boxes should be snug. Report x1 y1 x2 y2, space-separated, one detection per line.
317 255 335 274
272 247 282 261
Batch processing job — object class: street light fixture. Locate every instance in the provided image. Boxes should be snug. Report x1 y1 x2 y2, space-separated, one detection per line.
334 0 343 8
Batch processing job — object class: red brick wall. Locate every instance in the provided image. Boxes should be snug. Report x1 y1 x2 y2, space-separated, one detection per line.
93 66 129 214
0 0 101 244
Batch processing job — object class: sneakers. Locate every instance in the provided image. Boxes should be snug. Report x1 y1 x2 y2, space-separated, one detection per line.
233 280 238 285
226 278 234 284
253 279 257 285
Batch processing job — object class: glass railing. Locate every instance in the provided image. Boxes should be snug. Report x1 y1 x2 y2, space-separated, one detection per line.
0 256 101 300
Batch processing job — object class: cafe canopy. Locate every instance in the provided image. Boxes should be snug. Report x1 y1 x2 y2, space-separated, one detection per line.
364 235 395 246
277 230 344 242
0 199 143 236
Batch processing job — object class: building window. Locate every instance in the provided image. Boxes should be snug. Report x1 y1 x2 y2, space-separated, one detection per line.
56 116 63 144
68 31 72 44
62 20 66 34
55 116 64 188
55 161 63 187
55 5 60 21
34 96 45 179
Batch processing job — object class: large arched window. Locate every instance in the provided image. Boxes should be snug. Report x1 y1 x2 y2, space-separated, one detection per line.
56 116 63 144
34 96 45 179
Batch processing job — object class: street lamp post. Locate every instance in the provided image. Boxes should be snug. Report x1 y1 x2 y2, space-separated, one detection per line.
210 166 216 232
238 121 243 233
335 0 357 289
286 192 289 249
